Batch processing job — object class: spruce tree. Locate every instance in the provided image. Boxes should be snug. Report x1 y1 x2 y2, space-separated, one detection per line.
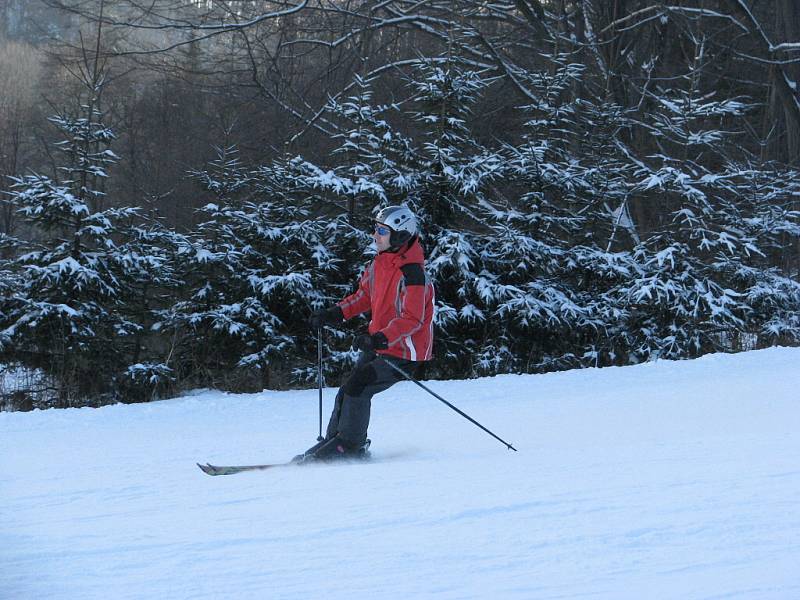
1 107 144 405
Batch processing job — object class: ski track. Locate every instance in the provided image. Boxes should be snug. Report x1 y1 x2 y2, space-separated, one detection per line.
2 347 800 599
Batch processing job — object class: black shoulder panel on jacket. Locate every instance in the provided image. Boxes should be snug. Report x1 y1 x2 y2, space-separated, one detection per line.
400 263 425 286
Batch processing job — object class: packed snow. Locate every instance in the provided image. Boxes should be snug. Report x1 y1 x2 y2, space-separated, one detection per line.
2 347 800 599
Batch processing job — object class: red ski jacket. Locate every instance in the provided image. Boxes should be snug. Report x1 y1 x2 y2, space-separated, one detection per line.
338 238 435 361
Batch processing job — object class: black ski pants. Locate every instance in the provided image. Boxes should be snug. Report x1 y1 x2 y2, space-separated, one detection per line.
326 351 415 448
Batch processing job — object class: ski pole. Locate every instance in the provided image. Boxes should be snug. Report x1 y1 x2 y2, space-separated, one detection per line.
378 358 517 452
317 327 324 441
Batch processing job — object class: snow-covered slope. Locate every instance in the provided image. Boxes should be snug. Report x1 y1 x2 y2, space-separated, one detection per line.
2 348 799 600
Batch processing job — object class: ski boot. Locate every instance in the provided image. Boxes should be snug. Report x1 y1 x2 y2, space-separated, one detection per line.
294 437 371 463
291 438 328 464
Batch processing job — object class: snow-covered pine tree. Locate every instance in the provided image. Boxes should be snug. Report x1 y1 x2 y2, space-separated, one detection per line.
729 165 800 347
251 157 368 384
494 58 635 371
620 59 800 359
493 48 800 368
0 232 24 355
403 63 518 375
0 105 155 406
114 215 188 402
158 145 262 389
238 78 419 383
163 146 356 389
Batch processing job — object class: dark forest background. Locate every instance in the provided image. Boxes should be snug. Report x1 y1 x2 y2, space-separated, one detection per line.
1 0 798 410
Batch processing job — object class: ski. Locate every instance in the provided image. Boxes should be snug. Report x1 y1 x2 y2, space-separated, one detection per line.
198 439 373 476
197 461 296 476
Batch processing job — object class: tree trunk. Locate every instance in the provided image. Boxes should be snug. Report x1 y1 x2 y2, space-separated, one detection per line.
727 0 800 162
776 0 800 159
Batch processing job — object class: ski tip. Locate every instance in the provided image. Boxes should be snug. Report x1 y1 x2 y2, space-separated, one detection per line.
197 462 217 475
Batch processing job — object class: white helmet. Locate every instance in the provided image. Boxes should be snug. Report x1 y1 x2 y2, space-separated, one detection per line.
375 205 417 248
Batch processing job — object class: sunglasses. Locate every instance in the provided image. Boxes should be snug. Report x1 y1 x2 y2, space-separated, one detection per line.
374 224 391 236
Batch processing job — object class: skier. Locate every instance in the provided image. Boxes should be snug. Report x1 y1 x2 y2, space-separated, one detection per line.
298 205 435 462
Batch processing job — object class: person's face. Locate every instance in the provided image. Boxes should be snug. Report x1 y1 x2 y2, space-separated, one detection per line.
373 222 392 252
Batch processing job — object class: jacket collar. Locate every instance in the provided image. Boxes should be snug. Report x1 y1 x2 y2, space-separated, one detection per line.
378 236 424 266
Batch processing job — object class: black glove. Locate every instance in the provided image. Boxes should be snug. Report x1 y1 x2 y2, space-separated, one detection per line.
308 306 344 330
353 332 389 352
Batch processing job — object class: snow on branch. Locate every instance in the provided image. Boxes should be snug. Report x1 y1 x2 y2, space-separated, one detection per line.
771 42 800 53
599 5 747 35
